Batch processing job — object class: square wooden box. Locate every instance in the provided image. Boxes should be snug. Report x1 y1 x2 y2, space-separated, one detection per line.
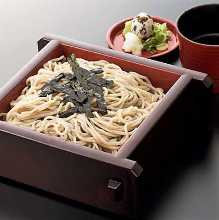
0 34 212 219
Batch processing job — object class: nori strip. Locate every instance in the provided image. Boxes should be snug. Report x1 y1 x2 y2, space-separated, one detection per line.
39 53 114 118
90 68 103 74
39 84 54 97
59 107 77 118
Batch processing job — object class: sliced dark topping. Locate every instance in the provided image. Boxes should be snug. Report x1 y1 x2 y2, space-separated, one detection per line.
39 84 54 97
58 107 77 118
39 54 113 118
90 68 103 74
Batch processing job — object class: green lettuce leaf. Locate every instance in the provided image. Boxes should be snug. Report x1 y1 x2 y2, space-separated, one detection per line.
143 22 170 52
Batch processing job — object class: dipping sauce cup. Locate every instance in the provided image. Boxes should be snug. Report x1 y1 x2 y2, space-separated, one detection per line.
177 4 219 92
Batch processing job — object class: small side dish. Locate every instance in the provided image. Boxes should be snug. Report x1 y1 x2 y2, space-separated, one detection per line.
122 12 171 55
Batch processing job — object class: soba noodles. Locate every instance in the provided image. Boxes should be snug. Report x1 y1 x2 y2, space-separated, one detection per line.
5 56 164 154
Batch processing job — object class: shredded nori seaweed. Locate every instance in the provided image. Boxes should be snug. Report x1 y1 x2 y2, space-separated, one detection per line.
39 54 113 118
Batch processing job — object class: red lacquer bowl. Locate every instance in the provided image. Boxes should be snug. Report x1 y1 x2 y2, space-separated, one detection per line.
106 16 179 59
177 4 219 92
